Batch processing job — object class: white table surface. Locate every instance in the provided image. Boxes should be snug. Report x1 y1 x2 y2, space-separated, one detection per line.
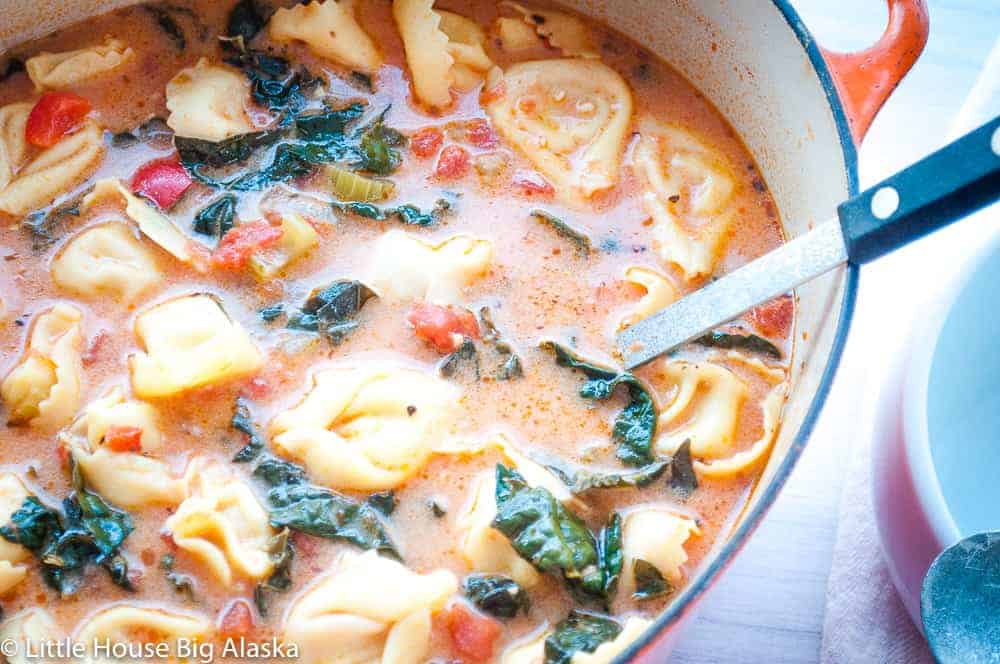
671 3 1000 662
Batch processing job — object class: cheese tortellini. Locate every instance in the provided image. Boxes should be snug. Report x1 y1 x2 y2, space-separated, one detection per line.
485 60 633 202
619 266 678 329
634 119 738 281
61 387 185 508
622 506 700 588
164 460 276 586
653 353 788 477
369 230 493 304
165 58 255 142
129 294 264 399
0 117 105 216
0 609 62 664
51 222 162 304
26 38 134 90
271 361 458 491
75 605 213 663
501 2 599 58
283 550 457 664
1 304 84 429
0 474 31 595
270 0 381 74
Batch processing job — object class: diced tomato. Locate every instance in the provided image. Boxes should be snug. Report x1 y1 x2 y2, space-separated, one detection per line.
411 127 444 158
480 81 506 105
104 426 144 453
218 599 254 637
25 92 92 148
82 329 110 366
56 445 70 467
445 603 501 662
407 303 480 354
131 157 193 210
512 169 554 196
745 294 794 339
211 220 283 271
466 119 498 149
435 145 471 179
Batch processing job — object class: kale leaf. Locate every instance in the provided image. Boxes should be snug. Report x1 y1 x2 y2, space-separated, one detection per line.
356 111 406 175
693 330 782 359
252 456 308 488
259 304 284 323
159 553 196 601
192 194 237 238
365 491 397 517
332 198 452 227
254 527 294 616
286 280 377 346
632 558 670 601
439 339 480 381
22 198 81 251
545 611 622 664
541 342 656 466
478 307 523 381
231 397 266 462
531 210 592 256
462 573 531 619
543 456 669 494
598 512 623 598
225 0 269 47
669 439 698 497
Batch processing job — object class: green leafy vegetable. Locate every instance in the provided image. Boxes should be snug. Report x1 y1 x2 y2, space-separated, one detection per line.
351 71 373 92
356 110 406 175
231 397 265 462
110 118 173 149
228 51 317 120
531 209 592 256
159 553 196 601
541 342 656 466
543 456 669 494
144 5 186 50
669 439 698 497
632 559 670 601
439 339 480 381
225 0 269 47
462 574 531 619
259 304 284 323
252 456 308 488
176 130 280 172
254 527 294 616
332 197 452 227
693 331 782 359
478 307 523 381
366 491 397 516
598 513 622 598
545 611 622 664
22 198 81 250
286 280 377 346
192 194 237 238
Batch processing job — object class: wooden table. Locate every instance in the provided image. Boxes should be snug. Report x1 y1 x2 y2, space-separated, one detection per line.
672 3 1000 662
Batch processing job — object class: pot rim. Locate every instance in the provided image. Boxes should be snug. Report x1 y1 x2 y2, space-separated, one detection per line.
618 1 861 660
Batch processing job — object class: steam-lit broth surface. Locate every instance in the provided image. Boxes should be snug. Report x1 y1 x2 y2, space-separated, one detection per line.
0 1 793 661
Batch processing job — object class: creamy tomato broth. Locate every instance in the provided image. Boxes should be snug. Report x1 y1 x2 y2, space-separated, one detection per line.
0 0 792 661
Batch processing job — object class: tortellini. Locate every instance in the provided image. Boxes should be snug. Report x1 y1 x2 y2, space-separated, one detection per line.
0 474 31 595
270 361 458 491
494 17 544 53
50 221 162 304
0 103 31 192
501 628 548 664
165 58 255 141
438 11 495 91
283 550 457 664
485 60 633 202
369 230 493 304
619 266 678 329
653 353 788 477
501 2 599 58
0 119 105 216
1 304 84 429
129 294 264 399
248 213 319 281
75 605 213 663
634 119 737 281
269 0 381 74
26 38 134 90
164 460 276 585
61 387 185 508
0 609 62 664
622 506 700 587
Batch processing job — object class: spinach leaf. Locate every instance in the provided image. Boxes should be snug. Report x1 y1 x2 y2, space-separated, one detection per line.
331 197 452 227
356 111 406 175
541 342 656 466
693 331 781 360
462 574 530 619
545 611 622 664
231 397 266 463
111 118 173 149
492 465 605 600
144 5 186 50
267 484 398 558
225 0 269 46
531 210 592 256
259 304 284 323
254 527 294 616
669 439 698 497
177 130 280 171
252 456 308 488
478 307 523 381
598 513 622 598
543 457 669 494
22 198 81 250
439 339 480 381
366 491 397 516
159 553 196 601
632 559 670 601
192 194 237 238
230 52 317 119
286 280 377 346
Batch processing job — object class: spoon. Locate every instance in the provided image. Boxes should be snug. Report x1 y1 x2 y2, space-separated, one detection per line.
921 531 1000 662
616 115 1000 369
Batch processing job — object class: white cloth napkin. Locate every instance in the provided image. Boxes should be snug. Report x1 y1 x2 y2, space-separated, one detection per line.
819 37 1000 664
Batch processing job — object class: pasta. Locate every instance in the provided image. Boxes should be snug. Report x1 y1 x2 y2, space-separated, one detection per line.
248 213 319 280
620 266 678 329
75 605 213 663
50 221 162 304
0 103 31 192
0 610 61 664
494 17 544 52
269 0 382 74
368 230 493 304
0 474 31 595
165 58 255 141
26 38 134 90
485 60 633 201
622 506 700 586
392 0 454 108
1 304 84 429
501 3 599 58
283 550 457 663
129 294 263 399
271 360 458 491
165 460 276 585
438 11 495 91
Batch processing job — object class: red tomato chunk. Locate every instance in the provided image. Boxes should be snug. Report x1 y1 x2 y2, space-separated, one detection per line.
466 119 499 149
407 303 479 353
411 127 444 158
104 426 143 453
435 145 471 179
25 92 91 148
512 169 554 196
446 604 501 662
218 600 254 637
746 294 793 339
131 157 193 210
211 220 283 271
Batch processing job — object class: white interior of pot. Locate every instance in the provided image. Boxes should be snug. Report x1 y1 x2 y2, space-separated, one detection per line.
0 0 852 642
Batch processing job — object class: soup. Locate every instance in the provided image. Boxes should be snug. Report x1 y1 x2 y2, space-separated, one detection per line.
0 0 792 661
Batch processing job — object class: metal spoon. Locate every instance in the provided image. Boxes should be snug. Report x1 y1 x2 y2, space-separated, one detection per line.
616 115 1000 370
921 531 1000 662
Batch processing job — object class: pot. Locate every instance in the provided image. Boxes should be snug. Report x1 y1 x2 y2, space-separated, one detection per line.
0 0 931 659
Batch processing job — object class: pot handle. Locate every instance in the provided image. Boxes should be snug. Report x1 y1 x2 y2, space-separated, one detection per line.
820 0 929 144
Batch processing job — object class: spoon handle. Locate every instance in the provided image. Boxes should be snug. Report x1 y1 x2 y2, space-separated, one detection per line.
838 115 1000 264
